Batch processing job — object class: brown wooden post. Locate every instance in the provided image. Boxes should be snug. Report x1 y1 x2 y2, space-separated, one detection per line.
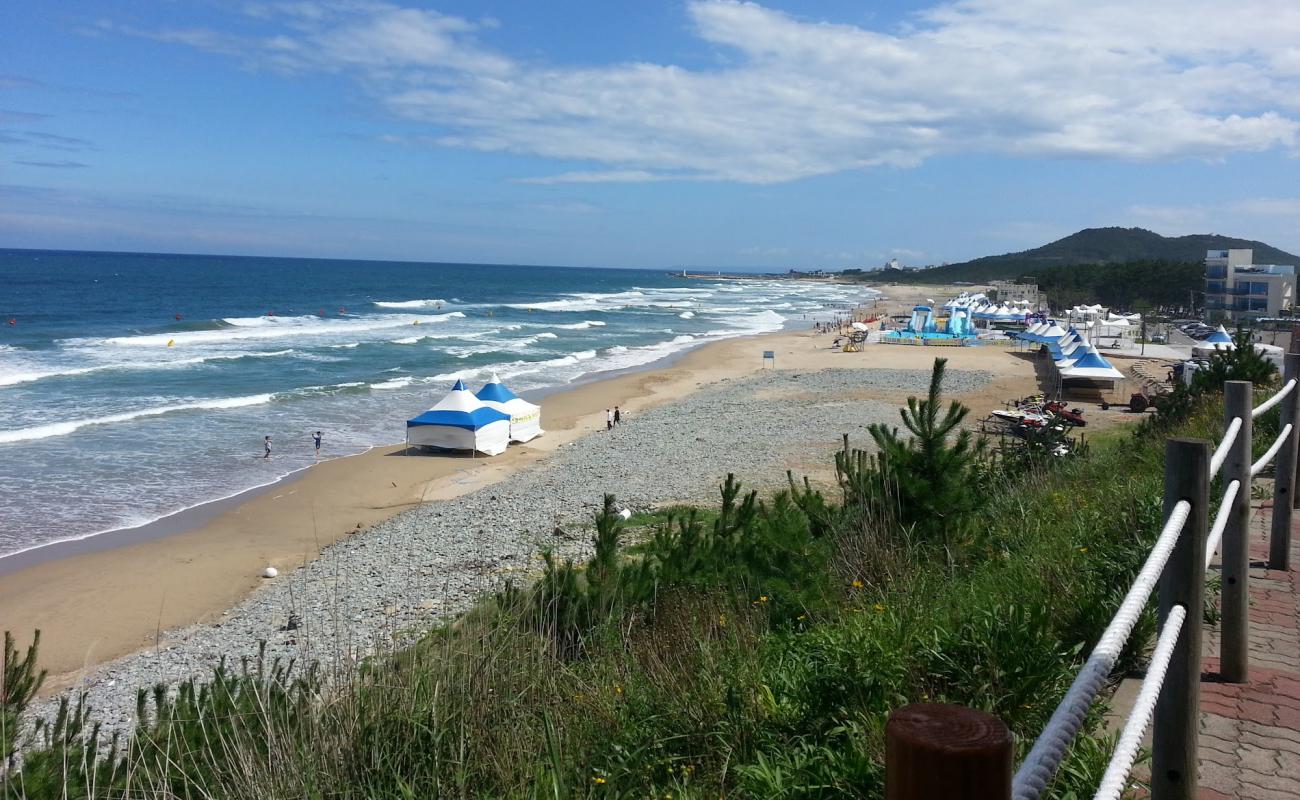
1221 381 1252 683
1152 438 1209 800
1270 352 1300 570
886 703 1012 800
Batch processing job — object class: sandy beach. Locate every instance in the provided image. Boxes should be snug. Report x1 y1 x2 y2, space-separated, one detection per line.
1 283 1068 700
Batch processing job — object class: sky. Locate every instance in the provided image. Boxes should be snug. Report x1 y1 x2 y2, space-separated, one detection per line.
3 0 1300 270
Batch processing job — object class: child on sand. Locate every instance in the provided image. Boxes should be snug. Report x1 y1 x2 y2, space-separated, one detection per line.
606 409 614 431
614 406 622 426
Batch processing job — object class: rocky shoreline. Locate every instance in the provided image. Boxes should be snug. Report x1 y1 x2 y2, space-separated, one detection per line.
33 366 991 735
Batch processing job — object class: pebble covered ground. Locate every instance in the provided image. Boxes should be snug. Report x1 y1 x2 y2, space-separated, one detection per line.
34 367 990 734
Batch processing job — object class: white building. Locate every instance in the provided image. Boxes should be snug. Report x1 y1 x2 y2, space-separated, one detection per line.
1204 249 1295 319
989 280 1042 308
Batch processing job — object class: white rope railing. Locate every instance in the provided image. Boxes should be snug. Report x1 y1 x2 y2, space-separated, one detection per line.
1209 416 1242 477
1252 378 1297 419
1205 480 1240 570
1251 423 1293 477
1091 604 1188 800
1011 500 1192 800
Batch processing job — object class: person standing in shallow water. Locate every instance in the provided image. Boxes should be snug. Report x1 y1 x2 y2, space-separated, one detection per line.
614 406 622 426
606 409 613 431
263 436 272 459
312 430 322 456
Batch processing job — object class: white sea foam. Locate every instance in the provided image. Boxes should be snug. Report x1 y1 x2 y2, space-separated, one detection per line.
536 320 607 330
87 312 465 348
0 394 275 444
373 299 448 309
679 311 696 319
371 377 414 390
0 349 298 388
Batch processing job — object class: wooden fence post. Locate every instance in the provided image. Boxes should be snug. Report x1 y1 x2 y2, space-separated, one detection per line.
1152 438 1209 800
1221 381 1252 683
885 703 1011 800
1270 352 1300 571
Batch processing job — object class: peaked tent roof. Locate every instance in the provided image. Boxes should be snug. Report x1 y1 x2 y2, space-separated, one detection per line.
1061 351 1125 380
408 381 510 430
1206 325 1235 345
475 373 520 404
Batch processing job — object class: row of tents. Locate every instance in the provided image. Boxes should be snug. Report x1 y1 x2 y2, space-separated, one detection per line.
405 375 542 456
1017 321 1126 384
942 293 1032 322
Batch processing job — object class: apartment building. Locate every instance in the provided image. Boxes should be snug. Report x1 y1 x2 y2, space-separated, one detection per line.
1204 249 1295 319
989 280 1041 307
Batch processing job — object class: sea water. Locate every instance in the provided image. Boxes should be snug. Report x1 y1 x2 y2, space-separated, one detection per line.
0 250 873 557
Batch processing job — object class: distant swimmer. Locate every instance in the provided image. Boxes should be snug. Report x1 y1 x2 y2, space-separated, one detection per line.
312 431 322 455
174 313 183 320
339 307 347 315
264 435 272 459
7 318 15 326
267 310 275 317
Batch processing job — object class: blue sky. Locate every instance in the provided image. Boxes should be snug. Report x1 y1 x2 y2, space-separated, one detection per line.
3 1 1299 269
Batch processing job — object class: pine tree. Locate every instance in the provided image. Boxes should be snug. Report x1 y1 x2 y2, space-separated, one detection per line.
866 358 987 554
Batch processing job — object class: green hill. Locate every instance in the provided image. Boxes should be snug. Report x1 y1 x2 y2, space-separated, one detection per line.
872 227 1300 285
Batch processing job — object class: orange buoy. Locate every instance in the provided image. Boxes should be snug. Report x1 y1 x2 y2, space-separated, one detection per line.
167 339 175 347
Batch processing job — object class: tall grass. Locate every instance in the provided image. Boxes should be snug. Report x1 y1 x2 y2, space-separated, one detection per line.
2 363 1231 799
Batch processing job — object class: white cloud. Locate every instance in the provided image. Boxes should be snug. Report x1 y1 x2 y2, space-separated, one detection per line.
109 0 1300 183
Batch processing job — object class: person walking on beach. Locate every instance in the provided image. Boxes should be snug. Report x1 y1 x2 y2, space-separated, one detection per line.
312 430 322 456
606 409 614 431
614 406 622 426
263 435 272 459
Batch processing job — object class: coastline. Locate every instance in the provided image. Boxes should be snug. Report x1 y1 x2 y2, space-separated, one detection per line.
0 326 836 689
2 283 1024 695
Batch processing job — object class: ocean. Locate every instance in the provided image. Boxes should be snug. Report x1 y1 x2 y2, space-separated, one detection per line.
0 249 873 558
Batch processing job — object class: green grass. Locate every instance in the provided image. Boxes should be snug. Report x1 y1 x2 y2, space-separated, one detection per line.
3 374 1233 799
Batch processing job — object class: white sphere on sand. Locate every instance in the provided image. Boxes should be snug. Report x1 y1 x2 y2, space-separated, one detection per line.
618 508 632 520
262 566 279 579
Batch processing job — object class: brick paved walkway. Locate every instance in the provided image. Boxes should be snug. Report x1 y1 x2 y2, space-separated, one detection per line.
1199 501 1300 799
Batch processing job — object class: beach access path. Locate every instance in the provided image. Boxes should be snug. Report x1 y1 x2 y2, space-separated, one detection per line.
1198 498 1300 799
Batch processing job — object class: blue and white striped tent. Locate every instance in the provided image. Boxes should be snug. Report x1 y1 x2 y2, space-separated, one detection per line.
476 373 543 443
406 380 511 455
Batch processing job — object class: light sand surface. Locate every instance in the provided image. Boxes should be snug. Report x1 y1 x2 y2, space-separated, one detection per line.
1 292 1048 690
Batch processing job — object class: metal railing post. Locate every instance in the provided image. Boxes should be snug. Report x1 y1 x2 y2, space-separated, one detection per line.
885 703 1011 800
1222 381 1252 682
1270 352 1300 570
1152 438 1209 800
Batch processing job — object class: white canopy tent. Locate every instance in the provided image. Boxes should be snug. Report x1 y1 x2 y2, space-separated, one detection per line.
406 380 511 455
475 373 544 443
